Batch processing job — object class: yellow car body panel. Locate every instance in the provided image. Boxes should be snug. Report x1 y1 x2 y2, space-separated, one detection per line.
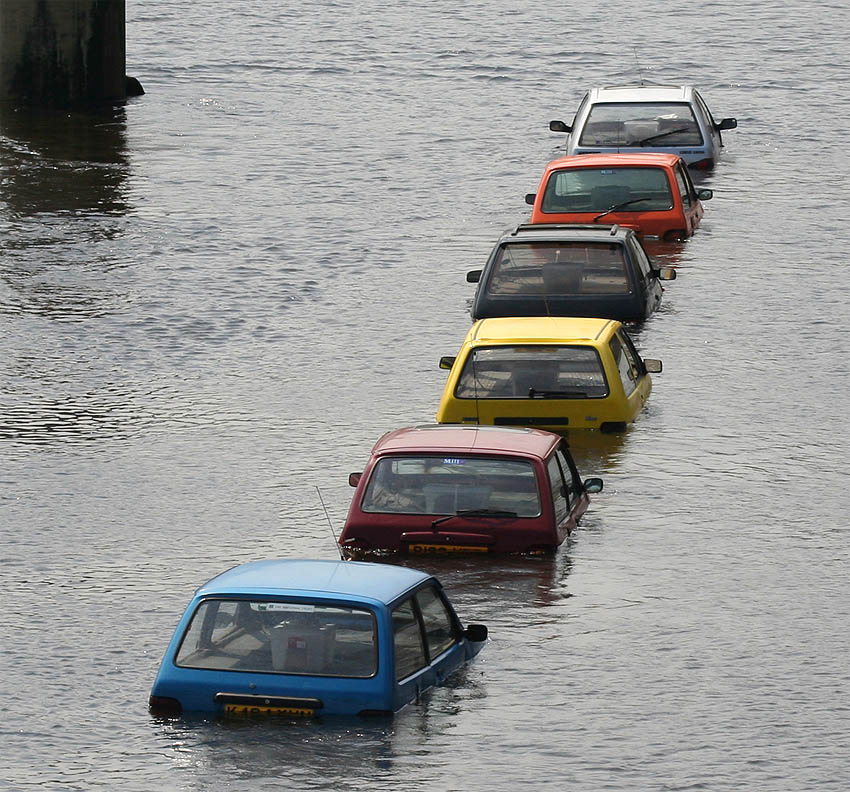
435 317 654 432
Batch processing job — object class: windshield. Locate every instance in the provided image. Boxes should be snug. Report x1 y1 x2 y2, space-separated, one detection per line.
456 345 608 399
489 241 630 295
361 455 541 517
175 599 377 677
542 167 672 214
579 102 703 147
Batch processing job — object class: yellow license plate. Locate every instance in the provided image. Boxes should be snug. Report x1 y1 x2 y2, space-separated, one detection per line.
224 704 315 718
408 543 489 554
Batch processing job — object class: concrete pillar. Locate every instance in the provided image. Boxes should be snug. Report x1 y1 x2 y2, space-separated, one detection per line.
0 0 127 107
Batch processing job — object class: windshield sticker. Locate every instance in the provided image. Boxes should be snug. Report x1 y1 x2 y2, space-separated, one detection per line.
442 458 466 465
254 603 315 612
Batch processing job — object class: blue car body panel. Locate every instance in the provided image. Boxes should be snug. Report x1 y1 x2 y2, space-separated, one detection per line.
150 559 484 717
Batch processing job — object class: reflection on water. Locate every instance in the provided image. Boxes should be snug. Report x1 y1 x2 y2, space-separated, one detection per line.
388 552 572 611
563 426 631 475
150 693 493 788
153 715 396 782
0 105 129 216
0 106 131 324
0 107 139 448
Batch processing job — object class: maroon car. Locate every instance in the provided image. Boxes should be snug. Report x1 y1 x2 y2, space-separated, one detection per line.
339 424 603 556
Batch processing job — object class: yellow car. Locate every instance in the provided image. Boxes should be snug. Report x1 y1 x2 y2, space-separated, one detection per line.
435 317 661 433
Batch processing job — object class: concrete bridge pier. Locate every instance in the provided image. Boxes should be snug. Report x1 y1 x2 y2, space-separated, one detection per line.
0 0 142 107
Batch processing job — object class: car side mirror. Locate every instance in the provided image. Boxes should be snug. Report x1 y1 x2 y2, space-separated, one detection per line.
439 355 456 370
525 193 536 206
697 188 713 201
644 358 662 374
583 477 604 494
655 266 677 281
549 119 571 133
348 472 362 487
466 269 481 283
717 117 737 131
464 624 488 642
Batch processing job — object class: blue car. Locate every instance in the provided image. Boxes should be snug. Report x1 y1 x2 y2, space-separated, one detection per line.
149 559 487 718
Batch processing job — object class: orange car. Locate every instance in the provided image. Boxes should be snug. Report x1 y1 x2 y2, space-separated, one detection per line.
525 153 712 241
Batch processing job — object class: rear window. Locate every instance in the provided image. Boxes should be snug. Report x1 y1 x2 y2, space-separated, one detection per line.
361 455 541 517
542 167 673 213
455 345 609 400
175 599 377 678
578 102 703 147
488 241 630 296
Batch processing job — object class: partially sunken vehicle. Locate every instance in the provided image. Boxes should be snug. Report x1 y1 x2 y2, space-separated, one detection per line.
435 316 662 433
467 223 676 323
149 559 487 718
525 152 711 241
548 84 737 169
339 424 602 556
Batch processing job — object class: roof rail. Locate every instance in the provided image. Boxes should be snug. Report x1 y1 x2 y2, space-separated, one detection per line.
509 223 621 236
601 83 683 90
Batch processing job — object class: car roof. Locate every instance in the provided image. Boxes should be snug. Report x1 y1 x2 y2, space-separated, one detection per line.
544 152 682 171
587 85 695 103
372 423 561 459
499 223 633 244
197 559 432 605
468 316 618 344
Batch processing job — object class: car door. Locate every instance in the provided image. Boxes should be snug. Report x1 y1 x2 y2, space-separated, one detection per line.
693 90 722 153
565 93 589 154
609 329 652 421
391 585 464 710
546 443 588 542
674 162 703 234
626 236 661 317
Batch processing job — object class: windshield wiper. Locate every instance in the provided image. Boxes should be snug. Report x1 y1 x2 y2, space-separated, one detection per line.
431 508 518 528
593 198 650 222
632 126 691 146
527 388 588 398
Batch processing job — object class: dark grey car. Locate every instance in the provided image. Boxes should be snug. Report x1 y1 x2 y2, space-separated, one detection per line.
467 223 676 323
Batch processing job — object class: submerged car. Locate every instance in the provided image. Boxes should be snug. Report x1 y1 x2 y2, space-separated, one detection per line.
339 424 603 556
525 152 712 241
435 316 661 433
549 84 737 169
466 223 676 323
149 559 487 718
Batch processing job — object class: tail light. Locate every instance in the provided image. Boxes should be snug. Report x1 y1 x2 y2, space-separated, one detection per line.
149 696 182 718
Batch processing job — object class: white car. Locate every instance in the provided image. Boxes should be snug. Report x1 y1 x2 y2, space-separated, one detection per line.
549 85 737 170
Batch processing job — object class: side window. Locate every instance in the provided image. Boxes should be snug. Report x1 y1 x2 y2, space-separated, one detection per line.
693 91 717 127
680 164 699 201
628 237 652 279
415 587 458 659
546 454 569 523
555 446 580 503
675 166 691 208
392 598 427 680
610 333 638 396
571 93 588 131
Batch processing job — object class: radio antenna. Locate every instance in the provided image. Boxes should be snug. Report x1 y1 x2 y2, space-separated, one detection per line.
632 47 645 86
316 486 345 560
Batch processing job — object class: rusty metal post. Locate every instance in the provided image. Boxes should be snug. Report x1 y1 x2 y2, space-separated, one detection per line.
0 0 132 107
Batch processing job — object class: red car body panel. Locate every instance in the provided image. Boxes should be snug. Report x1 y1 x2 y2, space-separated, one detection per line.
339 425 595 555
529 153 705 240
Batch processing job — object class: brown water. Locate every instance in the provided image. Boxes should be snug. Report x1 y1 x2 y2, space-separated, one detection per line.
1 1 848 790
